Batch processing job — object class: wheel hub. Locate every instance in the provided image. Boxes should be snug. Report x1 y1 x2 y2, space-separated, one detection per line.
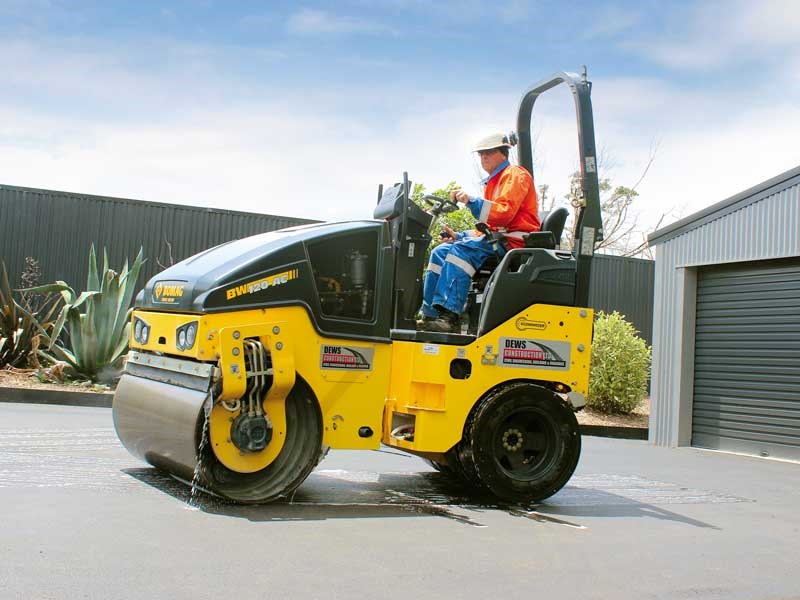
501 427 524 452
230 412 273 453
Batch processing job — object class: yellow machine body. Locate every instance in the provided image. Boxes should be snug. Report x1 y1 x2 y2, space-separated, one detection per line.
383 304 592 456
127 302 592 472
129 306 390 469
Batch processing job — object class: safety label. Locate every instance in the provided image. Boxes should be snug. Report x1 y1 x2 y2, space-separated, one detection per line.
580 227 595 256
320 345 374 371
498 337 570 370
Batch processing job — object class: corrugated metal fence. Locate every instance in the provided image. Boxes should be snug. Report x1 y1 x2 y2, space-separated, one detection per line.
0 184 316 291
1 184 654 345
589 254 654 346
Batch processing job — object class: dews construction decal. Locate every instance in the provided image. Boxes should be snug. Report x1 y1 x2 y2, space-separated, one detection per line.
499 337 571 370
320 345 374 371
225 268 299 301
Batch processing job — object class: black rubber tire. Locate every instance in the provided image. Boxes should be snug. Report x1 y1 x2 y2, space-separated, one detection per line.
454 424 488 490
199 378 323 504
468 382 581 504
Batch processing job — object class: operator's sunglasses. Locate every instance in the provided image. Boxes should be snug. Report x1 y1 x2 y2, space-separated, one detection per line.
477 149 497 156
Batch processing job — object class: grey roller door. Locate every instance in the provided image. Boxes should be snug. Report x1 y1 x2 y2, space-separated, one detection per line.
692 258 800 460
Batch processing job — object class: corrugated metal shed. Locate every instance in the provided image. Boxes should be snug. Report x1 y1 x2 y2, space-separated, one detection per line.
648 165 800 448
0 184 317 291
691 259 800 460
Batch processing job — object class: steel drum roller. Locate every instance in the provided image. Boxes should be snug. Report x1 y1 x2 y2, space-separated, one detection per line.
112 374 208 482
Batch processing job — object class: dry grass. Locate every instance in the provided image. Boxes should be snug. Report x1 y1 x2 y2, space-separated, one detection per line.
0 366 109 393
576 398 650 428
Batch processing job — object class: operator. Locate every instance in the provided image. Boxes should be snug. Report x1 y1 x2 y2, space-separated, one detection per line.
419 131 541 333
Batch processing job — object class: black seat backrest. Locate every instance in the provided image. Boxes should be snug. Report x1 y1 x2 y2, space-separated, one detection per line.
541 206 569 246
524 206 569 249
373 183 405 220
477 206 569 277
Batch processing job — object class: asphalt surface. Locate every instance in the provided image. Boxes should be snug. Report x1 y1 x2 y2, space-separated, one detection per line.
1 403 798 600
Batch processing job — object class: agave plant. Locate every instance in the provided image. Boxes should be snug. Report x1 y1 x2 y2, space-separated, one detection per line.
24 245 145 382
0 261 61 369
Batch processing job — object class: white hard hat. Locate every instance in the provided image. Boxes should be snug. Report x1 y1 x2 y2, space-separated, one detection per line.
473 131 517 152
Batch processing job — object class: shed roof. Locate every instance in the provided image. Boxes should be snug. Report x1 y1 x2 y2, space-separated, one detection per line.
648 165 800 245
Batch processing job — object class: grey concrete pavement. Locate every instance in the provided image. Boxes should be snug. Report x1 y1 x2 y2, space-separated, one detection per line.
0 402 798 600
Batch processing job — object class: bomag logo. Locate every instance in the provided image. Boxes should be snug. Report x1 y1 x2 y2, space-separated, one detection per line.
153 281 186 304
226 268 299 301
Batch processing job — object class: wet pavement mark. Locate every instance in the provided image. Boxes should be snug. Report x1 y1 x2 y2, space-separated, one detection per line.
383 488 488 527
507 508 587 529
0 426 750 530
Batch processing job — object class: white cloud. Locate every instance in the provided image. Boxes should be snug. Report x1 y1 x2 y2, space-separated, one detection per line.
0 95 493 222
582 5 645 40
588 76 800 230
1 28 799 245
510 73 800 234
286 8 388 35
633 0 800 70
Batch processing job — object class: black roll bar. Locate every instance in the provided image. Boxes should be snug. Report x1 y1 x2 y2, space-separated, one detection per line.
516 68 604 308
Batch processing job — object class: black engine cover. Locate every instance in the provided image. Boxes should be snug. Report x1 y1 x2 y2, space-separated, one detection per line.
135 221 394 341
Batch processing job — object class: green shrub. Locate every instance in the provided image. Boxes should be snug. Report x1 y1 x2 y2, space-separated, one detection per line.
23 245 145 382
588 311 651 414
0 261 61 369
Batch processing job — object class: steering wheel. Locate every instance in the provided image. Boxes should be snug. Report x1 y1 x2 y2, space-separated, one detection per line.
423 194 460 214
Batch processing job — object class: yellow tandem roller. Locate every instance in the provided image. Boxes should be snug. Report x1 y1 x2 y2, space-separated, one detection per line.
113 69 604 504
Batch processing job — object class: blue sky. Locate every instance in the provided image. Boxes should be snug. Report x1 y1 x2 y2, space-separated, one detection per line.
2 1 799 239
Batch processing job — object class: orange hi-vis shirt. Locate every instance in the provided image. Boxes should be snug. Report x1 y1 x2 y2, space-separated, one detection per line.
470 162 540 249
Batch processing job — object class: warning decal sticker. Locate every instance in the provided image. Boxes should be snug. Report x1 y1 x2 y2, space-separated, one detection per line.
320 345 374 371
499 337 571 371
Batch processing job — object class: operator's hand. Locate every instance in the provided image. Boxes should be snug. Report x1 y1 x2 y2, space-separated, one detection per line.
450 189 471 204
439 225 456 243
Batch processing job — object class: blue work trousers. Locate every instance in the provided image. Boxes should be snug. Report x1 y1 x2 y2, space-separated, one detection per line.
421 235 502 317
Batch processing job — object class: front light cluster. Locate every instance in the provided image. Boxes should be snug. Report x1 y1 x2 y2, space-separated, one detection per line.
133 317 150 344
176 321 198 351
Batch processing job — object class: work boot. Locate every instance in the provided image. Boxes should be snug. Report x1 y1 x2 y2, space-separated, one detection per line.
421 309 461 333
416 315 437 330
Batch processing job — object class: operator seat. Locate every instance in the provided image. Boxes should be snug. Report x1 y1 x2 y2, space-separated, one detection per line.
473 206 569 289
523 206 568 249
465 206 570 333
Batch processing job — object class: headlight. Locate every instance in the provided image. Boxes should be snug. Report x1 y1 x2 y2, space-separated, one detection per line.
185 323 197 347
176 321 198 350
133 317 150 344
